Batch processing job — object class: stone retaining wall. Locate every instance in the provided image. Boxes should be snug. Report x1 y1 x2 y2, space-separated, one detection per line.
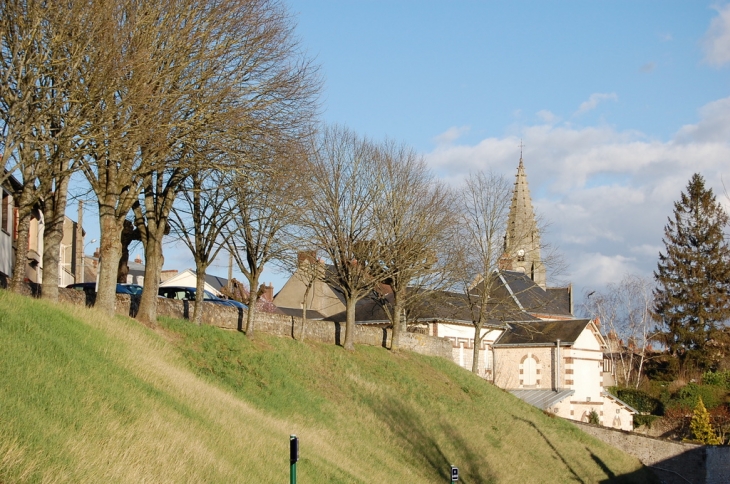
569 420 730 484
55 288 452 360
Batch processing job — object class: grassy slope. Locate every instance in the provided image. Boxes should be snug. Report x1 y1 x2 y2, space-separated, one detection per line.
0 291 655 483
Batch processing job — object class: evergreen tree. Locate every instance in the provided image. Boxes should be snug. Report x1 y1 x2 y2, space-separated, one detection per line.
690 397 722 445
653 173 730 371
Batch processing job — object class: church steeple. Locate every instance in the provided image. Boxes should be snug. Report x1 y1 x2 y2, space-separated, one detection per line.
503 156 546 288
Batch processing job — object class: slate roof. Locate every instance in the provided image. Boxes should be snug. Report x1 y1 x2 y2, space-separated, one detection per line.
328 287 538 326
488 270 573 317
494 318 593 347
276 306 326 320
509 389 575 409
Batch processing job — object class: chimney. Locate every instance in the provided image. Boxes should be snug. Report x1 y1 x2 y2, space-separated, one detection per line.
297 250 316 268
258 282 274 302
498 253 513 271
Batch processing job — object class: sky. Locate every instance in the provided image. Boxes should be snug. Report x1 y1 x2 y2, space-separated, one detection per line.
271 0 730 303
73 1 730 306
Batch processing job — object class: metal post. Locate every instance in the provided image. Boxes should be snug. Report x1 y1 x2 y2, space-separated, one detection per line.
290 435 298 484
450 465 459 483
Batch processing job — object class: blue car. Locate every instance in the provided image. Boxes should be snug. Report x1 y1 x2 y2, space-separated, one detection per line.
66 282 143 296
158 286 247 309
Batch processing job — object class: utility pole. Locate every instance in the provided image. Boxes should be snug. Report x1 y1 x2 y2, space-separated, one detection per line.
75 200 84 283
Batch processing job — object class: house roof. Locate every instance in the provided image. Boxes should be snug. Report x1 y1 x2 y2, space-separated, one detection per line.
602 392 639 415
162 269 229 292
509 389 575 410
327 287 539 326
276 306 326 320
488 270 573 318
494 318 593 347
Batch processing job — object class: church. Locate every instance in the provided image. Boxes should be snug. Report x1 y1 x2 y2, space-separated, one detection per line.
274 157 637 430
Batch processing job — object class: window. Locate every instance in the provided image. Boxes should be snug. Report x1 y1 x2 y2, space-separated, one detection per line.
1 190 8 233
523 356 537 386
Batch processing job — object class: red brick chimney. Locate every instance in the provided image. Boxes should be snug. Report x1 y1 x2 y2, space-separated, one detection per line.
258 283 274 302
297 251 316 268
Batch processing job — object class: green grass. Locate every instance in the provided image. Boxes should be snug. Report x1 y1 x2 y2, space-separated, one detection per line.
0 291 655 483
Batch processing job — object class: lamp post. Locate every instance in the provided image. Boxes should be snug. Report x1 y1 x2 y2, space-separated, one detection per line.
80 239 97 283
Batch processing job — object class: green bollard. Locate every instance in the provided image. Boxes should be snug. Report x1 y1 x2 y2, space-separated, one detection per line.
290 435 299 484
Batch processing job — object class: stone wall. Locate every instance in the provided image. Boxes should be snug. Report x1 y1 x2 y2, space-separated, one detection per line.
54 288 452 360
153 297 453 359
570 420 730 484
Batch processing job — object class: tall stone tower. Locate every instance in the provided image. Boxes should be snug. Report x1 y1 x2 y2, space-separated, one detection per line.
503 157 546 288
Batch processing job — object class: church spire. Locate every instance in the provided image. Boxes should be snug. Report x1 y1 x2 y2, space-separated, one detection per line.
503 156 546 288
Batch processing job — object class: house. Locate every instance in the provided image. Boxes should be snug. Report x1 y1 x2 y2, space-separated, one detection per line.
493 318 636 431
273 251 346 320
160 268 227 296
0 174 44 285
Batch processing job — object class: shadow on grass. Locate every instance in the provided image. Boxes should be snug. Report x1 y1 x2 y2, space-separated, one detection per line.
369 394 494 484
588 447 616 480
511 415 586 484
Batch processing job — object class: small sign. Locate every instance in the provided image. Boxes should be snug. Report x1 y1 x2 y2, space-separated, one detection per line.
290 435 299 464
450 465 459 481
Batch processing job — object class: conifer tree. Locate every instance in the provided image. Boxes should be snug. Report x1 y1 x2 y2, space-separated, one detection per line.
653 173 730 371
690 397 721 445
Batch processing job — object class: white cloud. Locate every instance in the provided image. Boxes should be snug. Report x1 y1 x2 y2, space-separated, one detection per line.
424 96 730 299
675 96 730 143
702 4 730 66
433 126 470 145
536 110 559 124
574 93 618 116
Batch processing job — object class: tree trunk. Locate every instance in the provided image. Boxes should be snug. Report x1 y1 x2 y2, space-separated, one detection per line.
10 205 33 293
193 262 209 324
40 176 71 301
390 289 403 352
95 210 124 316
344 296 356 351
245 275 260 339
40 213 63 301
136 240 164 324
299 279 313 341
472 323 483 374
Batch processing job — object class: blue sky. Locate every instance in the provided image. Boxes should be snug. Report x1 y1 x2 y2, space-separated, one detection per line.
77 2 730 303
271 1 730 300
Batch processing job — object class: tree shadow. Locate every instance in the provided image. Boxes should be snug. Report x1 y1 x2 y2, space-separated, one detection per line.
511 415 585 483
588 447 616 480
366 394 494 483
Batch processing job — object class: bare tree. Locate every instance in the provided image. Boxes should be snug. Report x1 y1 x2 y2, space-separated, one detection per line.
369 140 457 351
226 139 308 338
71 0 318 318
582 274 657 388
453 170 513 373
299 125 385 350
129 0 319 324
169 162 235 324
0 0 94 294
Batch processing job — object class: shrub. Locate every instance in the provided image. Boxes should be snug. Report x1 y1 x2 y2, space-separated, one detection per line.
633 414 660 428
690 398 722 445
612 388 664 415
674 383 725 410
588 410 600 425
702 370 730 389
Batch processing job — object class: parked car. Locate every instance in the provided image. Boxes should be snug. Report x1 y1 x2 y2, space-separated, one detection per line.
158 286 246 309
66 282 143 296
